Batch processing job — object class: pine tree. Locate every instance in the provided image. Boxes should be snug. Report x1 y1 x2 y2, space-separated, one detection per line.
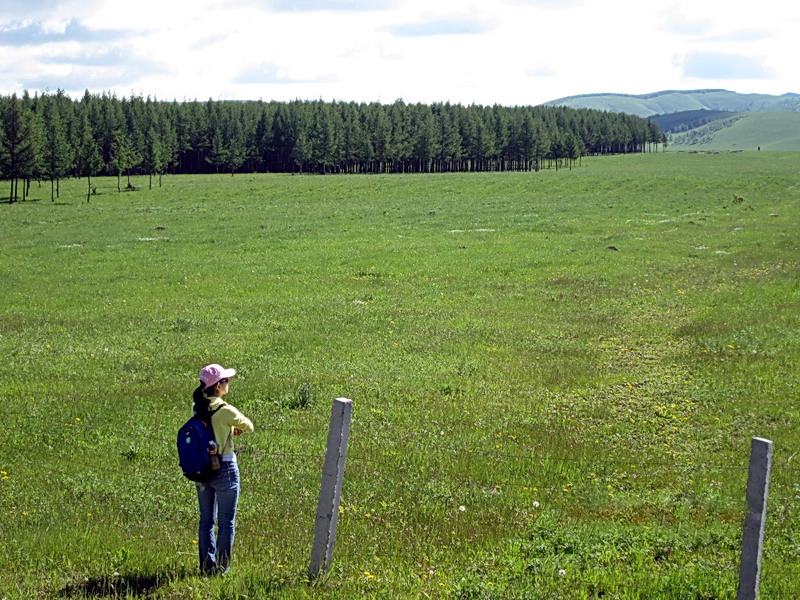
292 131 311 173
366 103 391 173
142 126 164 189
0 121 7 191
75 115 104 202
110 129 141 191
206 126 226 174
411 104 439 173
309 102 339 174
564 133 582 170
20 92 44 200
222 110 247 176
466 110 495 172
41 94 72 201
388 100 412 172
436 104 463 172
531 120 549 172
0 94 38 202
157 108 179 184
491 106 511 171
253 108 274 172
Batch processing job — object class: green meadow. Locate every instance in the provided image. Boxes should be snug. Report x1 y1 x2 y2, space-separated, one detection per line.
2 152 799 599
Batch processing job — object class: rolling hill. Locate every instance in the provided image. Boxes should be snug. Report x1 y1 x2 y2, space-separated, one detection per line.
667 111 800 151
649 109 738 134
542 89 800 151
542 89 800 117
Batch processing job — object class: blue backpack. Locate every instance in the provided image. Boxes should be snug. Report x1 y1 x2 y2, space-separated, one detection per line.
177 404 225 482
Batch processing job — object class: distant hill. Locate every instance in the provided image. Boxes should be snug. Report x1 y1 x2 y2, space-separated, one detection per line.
649 109 737 134
668 112 800 151
542 89 800 118
542 90 800 151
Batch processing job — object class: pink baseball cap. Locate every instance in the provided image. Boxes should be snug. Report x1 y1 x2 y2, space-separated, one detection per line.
199 364 236 388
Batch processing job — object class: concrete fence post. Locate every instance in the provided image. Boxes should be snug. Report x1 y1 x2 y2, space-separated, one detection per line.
736 437 773 600
309 398 352 578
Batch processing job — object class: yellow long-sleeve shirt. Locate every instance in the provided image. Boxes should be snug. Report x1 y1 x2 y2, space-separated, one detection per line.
206 396 254 455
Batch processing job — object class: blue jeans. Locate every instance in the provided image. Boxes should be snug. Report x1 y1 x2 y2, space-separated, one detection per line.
196 460 240 574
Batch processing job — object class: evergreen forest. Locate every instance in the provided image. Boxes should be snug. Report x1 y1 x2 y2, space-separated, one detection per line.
0 90 666 202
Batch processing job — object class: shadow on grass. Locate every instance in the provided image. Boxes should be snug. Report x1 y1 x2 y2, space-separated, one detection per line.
59 569 184 598
58 568 300 598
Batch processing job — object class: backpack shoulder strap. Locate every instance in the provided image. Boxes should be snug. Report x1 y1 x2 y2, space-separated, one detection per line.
205 402 227 426
198 403 226 428
208 403 226 417
210 403 233 454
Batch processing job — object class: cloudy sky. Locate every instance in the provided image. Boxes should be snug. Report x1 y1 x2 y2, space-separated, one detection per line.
0 0 796 105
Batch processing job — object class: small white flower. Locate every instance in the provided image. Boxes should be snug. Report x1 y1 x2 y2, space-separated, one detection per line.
558 569 566 576
532 501 540 508
458 505 466 512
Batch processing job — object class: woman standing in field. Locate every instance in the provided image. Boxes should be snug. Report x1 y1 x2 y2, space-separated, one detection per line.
193 363 254 576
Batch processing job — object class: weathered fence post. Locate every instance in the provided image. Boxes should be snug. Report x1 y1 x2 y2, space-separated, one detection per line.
309 398 352 578
736 437 773 600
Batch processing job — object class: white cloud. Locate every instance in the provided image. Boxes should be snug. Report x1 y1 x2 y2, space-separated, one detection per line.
388 18 492 37
264 0 397 11
233 62 335 85
0 0 796 103
0 18 131 45
681 51 775 80
708 28 773 43
659 10 711 36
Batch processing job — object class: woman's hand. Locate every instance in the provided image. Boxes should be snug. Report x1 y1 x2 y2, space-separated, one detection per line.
233 428 243 436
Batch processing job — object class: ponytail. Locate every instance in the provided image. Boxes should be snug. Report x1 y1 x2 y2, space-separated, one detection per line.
193 383 211 419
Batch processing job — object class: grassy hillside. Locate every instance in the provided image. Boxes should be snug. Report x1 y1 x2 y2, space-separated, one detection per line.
649 109 738 134
669 112 800 151
544 89 800 118
2 154 800 598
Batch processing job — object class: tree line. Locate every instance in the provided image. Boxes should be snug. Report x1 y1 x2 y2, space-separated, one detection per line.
0 90 666 202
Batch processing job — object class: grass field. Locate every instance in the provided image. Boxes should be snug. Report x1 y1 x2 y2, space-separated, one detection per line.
2 152 799 599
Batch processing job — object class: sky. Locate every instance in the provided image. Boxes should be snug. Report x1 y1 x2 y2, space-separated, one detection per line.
0 0 797 106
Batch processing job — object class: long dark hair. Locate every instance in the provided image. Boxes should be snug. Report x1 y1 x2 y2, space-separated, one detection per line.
193 383 212 419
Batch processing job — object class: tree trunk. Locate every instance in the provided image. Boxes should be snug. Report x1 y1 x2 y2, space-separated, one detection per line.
51 178 55 202
86 175 91 203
